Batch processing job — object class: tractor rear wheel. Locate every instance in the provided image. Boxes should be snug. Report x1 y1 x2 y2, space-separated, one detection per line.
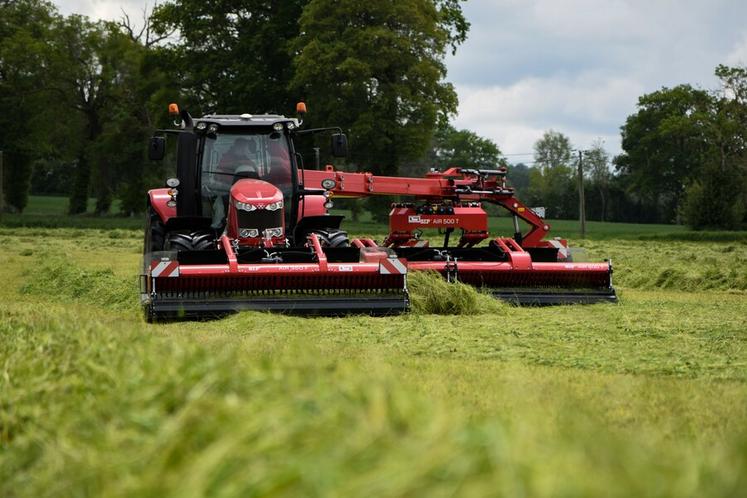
310 229 350 248
144 303 156 323
166 230 216 251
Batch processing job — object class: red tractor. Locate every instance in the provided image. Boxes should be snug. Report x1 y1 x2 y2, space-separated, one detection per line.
142 103 615 321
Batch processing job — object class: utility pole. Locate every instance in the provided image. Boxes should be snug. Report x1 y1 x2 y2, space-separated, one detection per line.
577 149 586 238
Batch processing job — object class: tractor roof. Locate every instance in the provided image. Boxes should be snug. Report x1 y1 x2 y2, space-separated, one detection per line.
195 114 294 128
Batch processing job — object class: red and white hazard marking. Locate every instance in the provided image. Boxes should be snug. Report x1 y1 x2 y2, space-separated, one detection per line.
150 259 180 277
548 239 570 259
379 258 408 275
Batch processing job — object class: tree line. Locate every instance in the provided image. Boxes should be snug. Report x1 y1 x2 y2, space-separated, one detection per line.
504 66 747 230
0 0 470 219
1 0 745 229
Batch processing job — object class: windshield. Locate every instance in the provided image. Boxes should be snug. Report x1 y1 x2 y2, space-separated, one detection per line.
201 131 294 227
201 132 293 194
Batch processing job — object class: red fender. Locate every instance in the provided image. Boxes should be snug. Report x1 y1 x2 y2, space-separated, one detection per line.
298 195 328 221
148 188 176 223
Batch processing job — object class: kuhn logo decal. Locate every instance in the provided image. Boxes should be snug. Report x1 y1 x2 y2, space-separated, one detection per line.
408 215 430 224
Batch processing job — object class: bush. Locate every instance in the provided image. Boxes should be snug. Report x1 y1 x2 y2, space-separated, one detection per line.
2 150 32 213
682 162 745 230
69 156 91 215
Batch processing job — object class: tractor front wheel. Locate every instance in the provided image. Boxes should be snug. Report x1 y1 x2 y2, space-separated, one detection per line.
145 206 166 253
309 229 350 248
165 230 216 251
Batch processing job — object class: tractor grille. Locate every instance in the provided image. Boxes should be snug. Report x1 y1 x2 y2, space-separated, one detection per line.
237 209 283 233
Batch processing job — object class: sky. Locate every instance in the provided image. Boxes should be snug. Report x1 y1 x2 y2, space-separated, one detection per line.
55 0 747 159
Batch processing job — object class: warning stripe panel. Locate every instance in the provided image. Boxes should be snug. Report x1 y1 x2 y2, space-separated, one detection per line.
548 240 569 259
151 260 180 277
379 258 408 275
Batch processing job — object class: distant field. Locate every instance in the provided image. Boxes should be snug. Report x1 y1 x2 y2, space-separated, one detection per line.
1 195 141 229
338 213 693 241
18 195 126 216
1 201 746 496
2 196 700 240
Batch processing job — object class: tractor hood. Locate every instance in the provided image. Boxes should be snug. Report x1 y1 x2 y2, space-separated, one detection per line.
230 179 283 208
227 179 286 247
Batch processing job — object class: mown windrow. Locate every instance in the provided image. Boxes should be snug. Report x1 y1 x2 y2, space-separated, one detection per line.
20 256 137 312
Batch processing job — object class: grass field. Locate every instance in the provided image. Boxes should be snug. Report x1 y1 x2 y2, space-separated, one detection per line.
2 196 142 229
1 197 747 497
0 195 697 237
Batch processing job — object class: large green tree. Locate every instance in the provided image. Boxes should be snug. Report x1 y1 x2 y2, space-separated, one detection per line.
292 0 468 176
527 130 576 219
584 140 612 221
681 65 747 229
617 69 747 228
291 0 468 220
431 122 504 170
615 85 713 223
0 0 58 212
49 17 117 213
533 129 572 170
151 0 306 114
46 16 162 215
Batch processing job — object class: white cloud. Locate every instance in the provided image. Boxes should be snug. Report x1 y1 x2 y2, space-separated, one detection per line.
726 34 747 66
52 0 747 160
529 0 648 42
54 0 150 28
447 0 747 159
452 73 642 155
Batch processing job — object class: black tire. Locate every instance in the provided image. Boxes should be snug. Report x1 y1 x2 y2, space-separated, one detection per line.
166 230 216 251
191 232 216 251
144 303 156 323
145 206 166 253
309 229 350 248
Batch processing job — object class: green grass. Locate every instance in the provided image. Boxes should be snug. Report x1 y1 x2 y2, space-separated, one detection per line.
19 195 122 215
1 195 141 230
0 196 716 240
1 215 747 496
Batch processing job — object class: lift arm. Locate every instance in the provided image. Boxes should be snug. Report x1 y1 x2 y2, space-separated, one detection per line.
301 166 552 247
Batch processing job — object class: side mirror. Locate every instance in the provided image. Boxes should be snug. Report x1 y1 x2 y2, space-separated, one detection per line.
148 136 166 161
330 133 348 158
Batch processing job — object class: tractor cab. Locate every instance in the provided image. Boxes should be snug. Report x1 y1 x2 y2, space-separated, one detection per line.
147 105 348 249
199 126 295 231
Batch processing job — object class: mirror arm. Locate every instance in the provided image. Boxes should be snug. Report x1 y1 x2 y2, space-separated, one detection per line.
292 126 343 136
297 188 326 197
153 129 190 135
